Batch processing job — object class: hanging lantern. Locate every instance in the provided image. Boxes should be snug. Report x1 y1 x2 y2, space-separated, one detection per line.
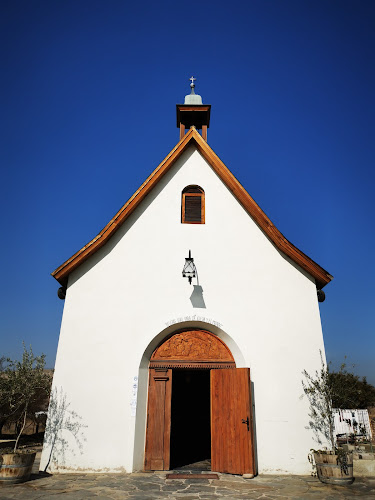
182 250 196 284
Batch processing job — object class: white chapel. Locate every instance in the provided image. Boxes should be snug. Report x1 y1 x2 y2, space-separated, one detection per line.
41 80 332 475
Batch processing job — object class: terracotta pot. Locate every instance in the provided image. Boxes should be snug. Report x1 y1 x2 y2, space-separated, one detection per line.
314 452 354 485
0 452 36 484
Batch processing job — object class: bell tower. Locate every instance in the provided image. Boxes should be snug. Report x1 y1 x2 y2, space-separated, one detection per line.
176 77 211 141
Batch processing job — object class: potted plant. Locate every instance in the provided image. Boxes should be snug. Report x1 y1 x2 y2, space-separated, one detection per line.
0 344 51 484
302 352 354 485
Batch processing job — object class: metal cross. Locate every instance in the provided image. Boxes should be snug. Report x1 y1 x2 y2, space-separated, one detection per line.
189 76 196 85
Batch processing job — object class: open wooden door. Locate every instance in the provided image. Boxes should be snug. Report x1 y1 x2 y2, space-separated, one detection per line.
144 330 237 471
144 368 172 470
211 368 255 475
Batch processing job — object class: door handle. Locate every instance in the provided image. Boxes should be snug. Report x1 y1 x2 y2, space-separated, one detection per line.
242 417 250 431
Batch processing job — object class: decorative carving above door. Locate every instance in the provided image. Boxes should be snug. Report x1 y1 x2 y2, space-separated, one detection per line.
150 330 235 369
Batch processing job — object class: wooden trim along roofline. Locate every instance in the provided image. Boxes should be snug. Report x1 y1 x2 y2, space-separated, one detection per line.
52 128 332 289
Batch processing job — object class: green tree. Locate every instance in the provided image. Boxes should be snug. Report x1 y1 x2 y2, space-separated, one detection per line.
0 344 52 452
302 352 336 450
303 353 375 451
329 368 375 409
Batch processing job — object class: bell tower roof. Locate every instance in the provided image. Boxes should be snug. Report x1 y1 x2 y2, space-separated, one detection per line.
184 76 203 105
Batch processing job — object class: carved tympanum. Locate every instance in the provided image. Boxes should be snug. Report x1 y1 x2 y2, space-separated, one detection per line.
151 330 234 362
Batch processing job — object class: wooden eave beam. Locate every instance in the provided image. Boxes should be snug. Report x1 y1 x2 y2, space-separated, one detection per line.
52 128 332 289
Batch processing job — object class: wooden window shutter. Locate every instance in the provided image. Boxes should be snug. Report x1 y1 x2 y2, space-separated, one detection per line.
182 186 205 224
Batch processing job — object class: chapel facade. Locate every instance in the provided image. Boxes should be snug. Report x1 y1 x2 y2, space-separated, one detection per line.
41 81 332 475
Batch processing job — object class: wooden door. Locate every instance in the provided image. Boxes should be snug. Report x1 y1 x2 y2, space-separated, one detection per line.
144 368 172 470
211 368 255 475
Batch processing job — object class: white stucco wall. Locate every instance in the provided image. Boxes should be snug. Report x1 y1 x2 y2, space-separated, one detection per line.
41 144 327 474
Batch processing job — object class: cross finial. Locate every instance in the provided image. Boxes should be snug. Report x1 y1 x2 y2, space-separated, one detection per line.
183 76 202 104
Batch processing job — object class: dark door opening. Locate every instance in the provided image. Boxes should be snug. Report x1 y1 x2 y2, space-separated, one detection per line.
170 369 211 469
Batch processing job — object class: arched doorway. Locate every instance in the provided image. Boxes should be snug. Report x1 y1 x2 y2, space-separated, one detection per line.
144 329 255 475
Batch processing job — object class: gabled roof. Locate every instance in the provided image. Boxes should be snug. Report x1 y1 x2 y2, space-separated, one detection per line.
52 128 332 289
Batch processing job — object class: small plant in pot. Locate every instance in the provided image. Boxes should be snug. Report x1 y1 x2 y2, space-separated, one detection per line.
0 344 51 484
302 352 354 485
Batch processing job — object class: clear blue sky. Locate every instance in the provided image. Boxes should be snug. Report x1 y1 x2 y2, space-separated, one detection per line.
1 1 374 384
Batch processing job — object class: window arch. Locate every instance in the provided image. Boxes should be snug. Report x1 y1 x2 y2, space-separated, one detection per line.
181 185 205 224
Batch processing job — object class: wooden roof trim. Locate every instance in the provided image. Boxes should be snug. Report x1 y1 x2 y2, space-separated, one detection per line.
52 129 197 285
53 128 332 289
191 131 332 289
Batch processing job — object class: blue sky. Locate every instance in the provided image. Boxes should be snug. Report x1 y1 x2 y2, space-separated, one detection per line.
1 1 374 384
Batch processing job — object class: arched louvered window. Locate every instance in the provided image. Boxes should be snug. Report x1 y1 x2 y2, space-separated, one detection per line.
182 186 205 224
